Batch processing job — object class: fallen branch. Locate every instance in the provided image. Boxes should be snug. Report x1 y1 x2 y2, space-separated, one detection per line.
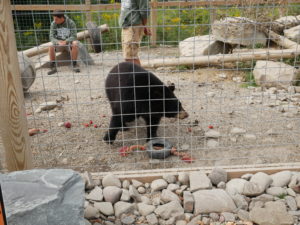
142 48 300 68
267 30 300 49
23 24 109 57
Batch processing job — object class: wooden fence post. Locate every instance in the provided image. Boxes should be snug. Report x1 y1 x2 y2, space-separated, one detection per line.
0 1 33 171
150 0 158 47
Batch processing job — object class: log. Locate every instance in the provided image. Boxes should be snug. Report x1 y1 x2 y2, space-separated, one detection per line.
141 49 300 68
0 1 33 171
267 30 300 49
23 24 109 57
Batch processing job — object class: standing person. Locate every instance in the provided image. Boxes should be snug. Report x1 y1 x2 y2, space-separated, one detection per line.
119 0 151 66
48 10 80 75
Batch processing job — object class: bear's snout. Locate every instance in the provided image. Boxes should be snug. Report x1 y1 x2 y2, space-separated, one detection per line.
178 110 189 119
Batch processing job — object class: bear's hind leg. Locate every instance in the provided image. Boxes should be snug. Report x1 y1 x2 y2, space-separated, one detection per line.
143 116 161 141
103 115 122 144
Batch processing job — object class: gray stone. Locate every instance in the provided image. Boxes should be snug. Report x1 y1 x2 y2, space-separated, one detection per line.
35 101 61 113
137 203 156 216
0 169 85 225
207 139 219 148
179 35 231 57
287 188 296 197
103 186 122 204
18 52 36 92
187 215 202 225
244 172 272 196
250 201 293 225
271 171 292 187
183 191 194 213
146 213 158 225
129 185 142 202
189 171 212 192
202 217 210 225
86 186 104 201
122 180 130 189
138 186 146 194
212 17 267 46
102 173 121 188
163 174 177 184
114 201 135 218
167 184 180 192
161 189 181 203
85 219 92 225
275 15 300 27
84 205 100 219
178 172 189 185
151 179 168 192
232 194 248 210
266 187 287 196
193 189 236 214
217 181 226 189
141 196 151 205
221 212 235 222
208 167 227 186
209 212 219 221
285 196 297 211
226 178 248 196
205 130 221 138
154 201 184 220
185 213 193 222
284 25 300 43
295 195 300 208
94 202 114 216
152 196 161 206
82 171 95 190
120 189 131 202
237 209 250 221
121 215 135 225
249 200 264 210
253 61 300 89
176 220 187 225
230 127 246 135
132 179 143 188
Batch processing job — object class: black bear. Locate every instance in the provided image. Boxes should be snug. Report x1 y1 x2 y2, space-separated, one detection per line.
103 62 189 144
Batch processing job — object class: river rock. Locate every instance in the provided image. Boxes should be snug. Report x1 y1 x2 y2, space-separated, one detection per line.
137 203 156 216
271 171 292 187
154 201 184 220
103 186 122 204
114 201 135 218
208 167 227 185
189 171 212 192
151 179 168 192
102 173 121 188
94 202 114 216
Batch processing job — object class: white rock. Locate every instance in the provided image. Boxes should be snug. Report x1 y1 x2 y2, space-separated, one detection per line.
82 171 95 190
207 139 219 148
161 189 181 203
122 180 130 189
176 220 187 225
275 15 300 27
226 178 248 196
58 122 64 127
120 189 131 202
206 92 215 98
102 173 121 188
271 171 292 187
205 130 221 138
35 101 59 113
208 167 227 186
193 189 236 214
241 173 253 180
243 172 272 196
151 179 168 192
189 171 212 192
244 134 257 140
167 184 180 192
187 215 201 225
146 213 158 225
141 196 151 205
284 25 300 43
94 202 114 216
287 188 296 197
138 186 146 194
266 187 287 196
154 201 184 220
103 186 122 204
178 172 189 185
181 144 189 150
183 191 194 213
237 209 250 221
75 80 80 84
231 194 248 210
129 185 142 202
137 203 156 216
221 212 235 222
86 186 103 201
285 196 297 211
163 175 177 184
84 205 100 219
295 195 300 208
217 181 226 189
132 179 143 188
114 201 135 218
230 127 246 135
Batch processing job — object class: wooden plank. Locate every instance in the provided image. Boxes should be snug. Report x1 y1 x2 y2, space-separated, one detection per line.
0 0 33 171
91 162 300 183
150 0 158 47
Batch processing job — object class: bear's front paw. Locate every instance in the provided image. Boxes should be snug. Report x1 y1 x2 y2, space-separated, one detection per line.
103 133 114 144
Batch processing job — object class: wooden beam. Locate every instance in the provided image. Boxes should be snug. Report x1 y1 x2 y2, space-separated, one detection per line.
91 163 300 183
0 1 33 171
142 48 300 68
150 0 158 47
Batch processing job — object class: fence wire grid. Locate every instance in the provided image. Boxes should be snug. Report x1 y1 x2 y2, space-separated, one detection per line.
1 0 300 172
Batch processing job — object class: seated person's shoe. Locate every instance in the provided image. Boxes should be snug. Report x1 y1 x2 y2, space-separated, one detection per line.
47 67 57 75
72 64 80 73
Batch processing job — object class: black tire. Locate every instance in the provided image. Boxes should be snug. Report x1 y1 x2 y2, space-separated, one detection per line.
86 21 102 53
146 139 172 159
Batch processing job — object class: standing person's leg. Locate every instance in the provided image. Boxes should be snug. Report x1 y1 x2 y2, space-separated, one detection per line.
70 41 80 73
48 43 58 75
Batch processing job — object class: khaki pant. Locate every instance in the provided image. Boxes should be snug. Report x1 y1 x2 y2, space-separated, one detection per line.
122 25 144 60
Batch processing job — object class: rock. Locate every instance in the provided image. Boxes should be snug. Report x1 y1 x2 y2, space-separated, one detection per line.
287 188 296 197
84 205 100 219
122 180 130 189
163 175 177 184
275 15 300 28
209 212 219 221
35 101 60 113
94 202 114 216
120 189 131 202
253 60 300 89
285 196 297 211
183 191 194 213
193 189 236 214
141 196 151 205
295 195 300 208
137 203 156 216
152 196 161 206
186 215 202 225
244 134 257 140
237 209 250 221
151 179 168 192
103 186 122 204
0 169 85 225
284 25 300 42
161 189 181 203
129 185 142 202
178 172 189 185
176 220 187 225
226 178 248 196
266 187 287 196
179 35 232 57
205 130 221 138
271 171 292 187
230 127 246 135
132 179 143 188
138 186 146 194
207 139 219 148
121 215 135 225
217 181 226 189
86 186 104 201
189 171 212 192
252 194 274 203
82 171 96 190
249 201 293 225
241 173 253 180
102 173 121 188
232 194 248 210
221 212 235 222
167 184 180 192
185 213 193 222
212 17 267 46
146 213 158 225
243 172 272 196
154 201 184 220
208 167 227 186
114 201 135 218
84 219 92 225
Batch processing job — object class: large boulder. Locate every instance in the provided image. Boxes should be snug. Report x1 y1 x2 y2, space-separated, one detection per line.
284 25 300 43
275 15 300 29
0 169 85 225
18 52 36 92
179 35 232 57
212 17 267 46
253 60 300 89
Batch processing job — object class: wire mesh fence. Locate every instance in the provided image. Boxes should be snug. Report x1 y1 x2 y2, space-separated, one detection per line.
1 0 300 172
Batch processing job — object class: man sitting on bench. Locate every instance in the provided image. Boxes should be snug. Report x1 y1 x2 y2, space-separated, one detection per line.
48 10 80 75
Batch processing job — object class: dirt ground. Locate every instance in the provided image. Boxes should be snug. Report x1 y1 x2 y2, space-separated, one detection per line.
20 47 300 173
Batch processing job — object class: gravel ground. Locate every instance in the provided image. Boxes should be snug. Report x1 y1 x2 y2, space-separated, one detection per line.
17 46 300 172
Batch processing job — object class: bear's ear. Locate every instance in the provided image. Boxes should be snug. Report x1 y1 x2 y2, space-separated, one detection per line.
167 82 175 92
